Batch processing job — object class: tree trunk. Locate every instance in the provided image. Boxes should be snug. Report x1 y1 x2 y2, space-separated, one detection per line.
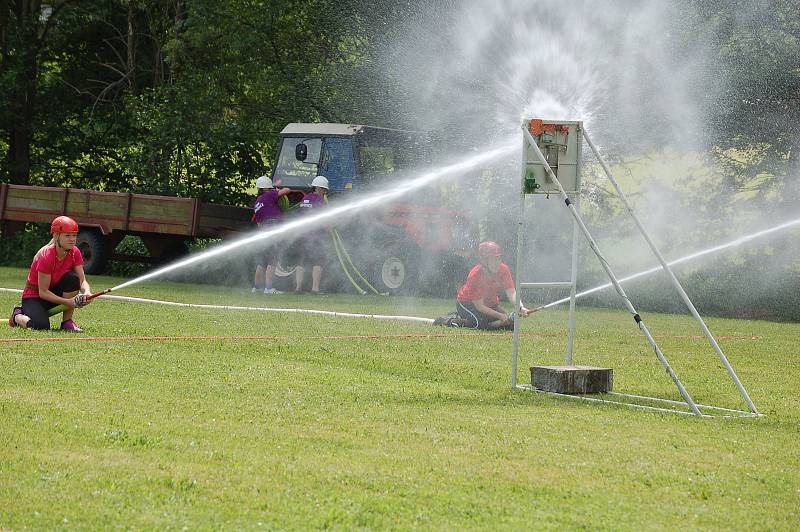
6 0 39 185
127 1 135 90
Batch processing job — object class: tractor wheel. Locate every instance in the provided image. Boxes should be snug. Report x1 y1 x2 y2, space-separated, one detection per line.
77 229 112 274
372 247 418 295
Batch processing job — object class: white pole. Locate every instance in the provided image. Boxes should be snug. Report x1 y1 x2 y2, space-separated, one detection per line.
512 150 528 388
565 128 583 365
566 208 579 365
523 125 702 416
581 129 758 415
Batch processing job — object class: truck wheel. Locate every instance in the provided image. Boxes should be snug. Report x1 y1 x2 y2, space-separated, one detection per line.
77 229 111 274
373 247 417 294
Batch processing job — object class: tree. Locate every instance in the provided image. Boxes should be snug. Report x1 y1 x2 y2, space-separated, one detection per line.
0 0 398 205
0 0 73 183
680 0 800 203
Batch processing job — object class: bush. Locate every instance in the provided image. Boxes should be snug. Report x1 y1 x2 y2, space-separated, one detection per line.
0 223 51 267
105 236 149 278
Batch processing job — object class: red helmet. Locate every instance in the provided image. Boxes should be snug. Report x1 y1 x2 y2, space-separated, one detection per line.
51 215 79 234
478 241 502 258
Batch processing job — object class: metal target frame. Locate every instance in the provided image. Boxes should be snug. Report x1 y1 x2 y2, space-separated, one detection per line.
512 119 760 418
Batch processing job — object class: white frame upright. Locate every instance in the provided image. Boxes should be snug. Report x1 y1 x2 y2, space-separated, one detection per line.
512 120 582 384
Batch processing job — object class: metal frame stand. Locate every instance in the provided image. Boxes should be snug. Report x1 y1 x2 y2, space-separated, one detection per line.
512 125 581 382
513 120 760 418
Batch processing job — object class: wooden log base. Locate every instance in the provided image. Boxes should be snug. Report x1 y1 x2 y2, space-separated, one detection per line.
531 365 613 394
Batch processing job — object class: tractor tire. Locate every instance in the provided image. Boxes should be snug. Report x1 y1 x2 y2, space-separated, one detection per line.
77 229 112 274
372 246 418 295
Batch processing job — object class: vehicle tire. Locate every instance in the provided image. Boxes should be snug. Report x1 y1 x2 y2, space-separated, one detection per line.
372 246 418 295
77 229 112 274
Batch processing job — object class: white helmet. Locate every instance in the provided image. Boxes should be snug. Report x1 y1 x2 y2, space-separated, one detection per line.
255 175 273 189
311 175 329 190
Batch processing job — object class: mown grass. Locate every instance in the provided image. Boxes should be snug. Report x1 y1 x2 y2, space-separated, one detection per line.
1 266 799 530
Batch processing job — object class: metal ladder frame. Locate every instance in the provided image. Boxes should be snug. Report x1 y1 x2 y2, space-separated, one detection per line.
512 120 760 418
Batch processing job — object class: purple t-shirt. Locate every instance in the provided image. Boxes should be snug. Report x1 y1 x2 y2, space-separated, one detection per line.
254 190 282 224
298 192 326 240
298 192 324 210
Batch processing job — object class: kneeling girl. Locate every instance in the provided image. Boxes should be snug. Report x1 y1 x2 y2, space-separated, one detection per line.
9 216 92 331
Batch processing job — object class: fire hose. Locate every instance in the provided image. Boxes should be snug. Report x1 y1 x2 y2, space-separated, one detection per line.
0 286 433 324
47 287 113 316
321 194 381 296
331 229 382 295
331 231 366 294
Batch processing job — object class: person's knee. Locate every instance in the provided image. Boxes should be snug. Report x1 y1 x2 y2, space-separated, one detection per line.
60 271 80 293
21 301 51 330
28 316 51 330
478 314 498 330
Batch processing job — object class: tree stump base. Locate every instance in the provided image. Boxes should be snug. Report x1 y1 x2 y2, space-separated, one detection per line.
531 365 613 394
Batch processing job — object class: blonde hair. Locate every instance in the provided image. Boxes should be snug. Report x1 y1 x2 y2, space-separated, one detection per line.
33 237 57 262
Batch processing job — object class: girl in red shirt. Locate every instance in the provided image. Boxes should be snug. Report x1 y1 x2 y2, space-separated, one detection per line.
453 241 530 329
9 216 92 331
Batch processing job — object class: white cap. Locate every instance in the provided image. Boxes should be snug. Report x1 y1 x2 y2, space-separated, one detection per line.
311 175 329 190
256 175 273 189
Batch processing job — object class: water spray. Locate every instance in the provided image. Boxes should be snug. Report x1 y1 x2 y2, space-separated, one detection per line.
31 140 512 319
108 140 516 293
528 217 800 313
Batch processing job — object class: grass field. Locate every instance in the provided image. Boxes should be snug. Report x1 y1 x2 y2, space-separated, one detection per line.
1 265 799 530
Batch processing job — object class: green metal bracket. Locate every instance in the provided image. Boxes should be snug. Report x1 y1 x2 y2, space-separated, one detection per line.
523 169 540 194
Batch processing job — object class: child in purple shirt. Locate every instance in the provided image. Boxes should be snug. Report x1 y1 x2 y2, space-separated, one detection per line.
252 175 290 294
295 175 330 293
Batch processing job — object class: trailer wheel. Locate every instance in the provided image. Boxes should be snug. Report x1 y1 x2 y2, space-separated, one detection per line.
77 229 111 274
373 247 417 294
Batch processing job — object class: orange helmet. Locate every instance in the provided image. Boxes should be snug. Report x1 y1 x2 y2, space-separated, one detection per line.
478 241 502 258
51 215 79 234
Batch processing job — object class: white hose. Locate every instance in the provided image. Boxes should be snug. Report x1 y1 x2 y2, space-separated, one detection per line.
0 287 435 324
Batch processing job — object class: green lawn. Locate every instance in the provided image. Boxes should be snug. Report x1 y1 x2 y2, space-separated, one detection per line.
1 266 798 530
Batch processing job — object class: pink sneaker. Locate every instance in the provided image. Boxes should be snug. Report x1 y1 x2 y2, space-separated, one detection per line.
9 306 23 327
60 319 83 332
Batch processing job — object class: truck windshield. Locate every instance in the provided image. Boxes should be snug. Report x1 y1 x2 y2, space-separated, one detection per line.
356 129 429 190
272 137 322 188
319 137 356 192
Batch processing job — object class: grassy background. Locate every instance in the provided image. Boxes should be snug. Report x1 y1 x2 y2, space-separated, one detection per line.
1 266 798 530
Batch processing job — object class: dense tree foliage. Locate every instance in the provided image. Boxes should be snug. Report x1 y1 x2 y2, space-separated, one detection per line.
680 0 800 201
2 1 797 205
0 0 400 204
